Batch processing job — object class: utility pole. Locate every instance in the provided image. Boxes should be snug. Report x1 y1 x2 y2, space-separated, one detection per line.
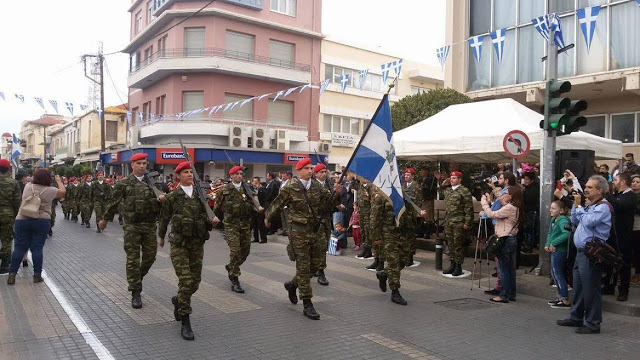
82 43 106 153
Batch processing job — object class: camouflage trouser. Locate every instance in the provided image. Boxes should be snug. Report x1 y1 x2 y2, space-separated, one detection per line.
318 219 331 271
360 215 371 249
61 200 70 216
81 203 94 223
50 201 57 228
445 221 466 264
71 203 80 219
170 242 204 316
384 227 409 291
123 223 158 292
224 224 251 277
400 224 417 256
94 201 106 225
0 211 14 262
373 234 385 262
290 222 325 300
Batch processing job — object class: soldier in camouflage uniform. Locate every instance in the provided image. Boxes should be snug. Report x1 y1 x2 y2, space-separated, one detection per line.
159 162 213 341
442 171 473 277
365 181 386 271
91 171 111 233
371 184 409 305
99 153 163 309
312 163 334 286
400 168 425 266
0 159 21 274
356 181 373 260
68 177 80 222
265 158 341 320
79 175 94 228
61 177 72 220
212 165 261 293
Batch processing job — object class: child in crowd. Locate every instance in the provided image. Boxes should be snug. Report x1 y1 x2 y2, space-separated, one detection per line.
332 222 348 250
350 203 361 251
544 200 572 309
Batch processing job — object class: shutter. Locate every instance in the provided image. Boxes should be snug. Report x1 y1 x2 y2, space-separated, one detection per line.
182 91 204 113
269 40 294 67
224 94 252 120
185 28 205 56
267 100 293 125
225 31 255 60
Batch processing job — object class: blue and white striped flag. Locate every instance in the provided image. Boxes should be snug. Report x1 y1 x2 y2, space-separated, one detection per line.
126 111 132 124
345 94 405 224
490 28 507 63
319 79 331 96
381 62 392 85
436 46 450 69
577 6 600 53
284 87 298 98
66 102 74 116
14 94 24 103
34 97 45 110
80 104 88 111
550 14 565 48
340 74 350 94
358 69 368 90
468 35 484 63
49 100 58 114
150 113 156 122
299 83 312 94
97 106 103 119
11 134 22 168
532 16 550 41
240 97 255 107
392 59 403 77
273 90 285 102
138 111 144 123
229 101 241 111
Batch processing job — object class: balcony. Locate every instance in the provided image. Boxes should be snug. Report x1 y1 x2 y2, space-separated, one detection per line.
128 48 311 89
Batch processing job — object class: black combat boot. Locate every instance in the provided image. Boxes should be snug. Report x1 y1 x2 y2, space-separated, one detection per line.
358 246 372 259
231 277 245 293
302 299 320 320
391 289 407 305
442 261 456 275
172 296 182 321
0 259 9 275
376 270 388 293
365 258 379 270
284 281 298 304
85 221 90 228
375 260 385 272
72 216 78 223
317 269 329 286
131 291 143 309
406 254 414 267
181 314 195 340
452 263 463 277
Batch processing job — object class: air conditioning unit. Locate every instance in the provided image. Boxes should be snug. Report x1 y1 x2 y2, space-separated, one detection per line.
320 142 332 153
277 140 289 151
252 127 268 149
276 129 287 140
229 126 248 148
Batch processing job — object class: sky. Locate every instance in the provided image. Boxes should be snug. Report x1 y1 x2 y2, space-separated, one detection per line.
0 0 445 136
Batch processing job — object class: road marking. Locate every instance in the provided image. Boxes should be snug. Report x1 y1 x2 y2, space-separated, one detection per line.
361 333 441 360
324 262 431 291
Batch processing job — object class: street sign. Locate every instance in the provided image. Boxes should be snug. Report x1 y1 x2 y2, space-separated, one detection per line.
502 130 531 159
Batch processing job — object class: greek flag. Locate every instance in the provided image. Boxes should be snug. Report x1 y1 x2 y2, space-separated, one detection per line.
358 69 368 90
490 28 507 63
468 35 484 63
284 87 298 98
34 97 45 110
49 100 59 114
381 62 392 85
273 90 285 102
532 16 550 41
126 111 132 124
319 79 331 96
550 14 565 48
229 101 240 111
240 97 255 107
392 59 403 76
577 6 600 53
138 111 144 123
340 74 350 94
150 113 156 122
80 104 88 111
436 46 450 69
14 94 24 103
66 102 74 116
11 134 22 168
0 92 4 101
97 106 103 119
298 83 312 94
344 94 405 224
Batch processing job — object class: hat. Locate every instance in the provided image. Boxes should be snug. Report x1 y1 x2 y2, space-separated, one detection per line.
96 171 104 176
175 161 192 174
450 171 463 178
70 177 76 182
403 168 415 175
0 159 10 169
130 153 148 162
229 165 243 175
295 157 312 170
314 164 326 173
106 178 113 183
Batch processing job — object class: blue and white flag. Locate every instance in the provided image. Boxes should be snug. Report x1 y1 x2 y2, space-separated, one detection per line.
97 106 103 119
358 69 368 90
436 46 450 69
229 101 241 111
14 94 24 103
299 83 312 94
150 113 156 122
490 28 507 63
126 111 132 124
468 35 484 63
381 62 392 85
49 100 59 114
240 97 255 108
392 59 403 77
66 102 74 116
34 97 45 110
80 104 88 111
340 74 350 94
532 16 550 41
11 134 22 168
577 6 600 53
550 14 565 48
319 79 331 96
273 90 285 102
138 111 144 123
345 95 404 224
0 92 4 101
284 87 298 98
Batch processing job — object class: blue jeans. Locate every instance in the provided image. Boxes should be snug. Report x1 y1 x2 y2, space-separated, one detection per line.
570 252 602 331
10 219 50 275
551 251 569 299
497 235 517 300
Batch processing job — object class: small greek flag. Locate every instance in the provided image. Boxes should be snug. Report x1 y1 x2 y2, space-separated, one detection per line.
490 28 507 63
392 59 403 76
532 16 550 42
126 111 132 124
436 46 450 69
229 101 240 111
240 97 255 107
577 6 600 53
340 74 350 94
381 62 392 85
284 87 298 98
49 100 59 114
80 104 88 111
34 97 45 110
97 106 103 118
273 90 285 102
327 236 340 256
319 79 331 96
550 14 565 49
358 69 368 90
150 113 156 122
11 134 22 164
14 94 24 103
298 83 312 94
138 111 144 123
66 102 74 116
223 102 234 112
257 93 271 101
468 35 484 63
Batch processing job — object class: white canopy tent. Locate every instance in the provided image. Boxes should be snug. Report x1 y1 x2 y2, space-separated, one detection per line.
394 98 622 163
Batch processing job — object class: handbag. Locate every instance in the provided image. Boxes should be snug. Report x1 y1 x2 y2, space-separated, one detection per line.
19 185 42 219
485 224 517 258
582 201 622 272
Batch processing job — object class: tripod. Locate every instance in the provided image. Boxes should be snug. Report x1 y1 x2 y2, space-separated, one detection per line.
471 217 491 290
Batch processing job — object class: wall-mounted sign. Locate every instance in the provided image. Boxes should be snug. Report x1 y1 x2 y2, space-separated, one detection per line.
156 148 195 164
110 153 118 161
283 153 307 165
332 133 357 147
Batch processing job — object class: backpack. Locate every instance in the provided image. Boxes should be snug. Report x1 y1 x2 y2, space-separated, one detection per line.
19 184 43 218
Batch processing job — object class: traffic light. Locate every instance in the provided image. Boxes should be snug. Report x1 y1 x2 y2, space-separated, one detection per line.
540 80 571 133
562 100 588 134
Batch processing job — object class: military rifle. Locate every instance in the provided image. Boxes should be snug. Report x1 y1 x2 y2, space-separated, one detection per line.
222 150 262 211
126 145 164 197
178 140 216 220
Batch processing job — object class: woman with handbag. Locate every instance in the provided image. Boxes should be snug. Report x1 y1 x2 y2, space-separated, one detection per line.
481 186 523 303
7 170 66 285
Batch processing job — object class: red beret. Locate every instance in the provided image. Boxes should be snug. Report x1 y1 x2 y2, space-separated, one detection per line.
96 171 104 176
403 168 415 175
69 177 76 181
130 153 148 162
175 161 192 174
450 171 463 178
229 165 243 175
295 157 312 170
0 159 10 168
314 164 326 173
106 178 113 183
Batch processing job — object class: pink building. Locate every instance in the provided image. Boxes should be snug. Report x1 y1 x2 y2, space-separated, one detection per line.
114 0 324 179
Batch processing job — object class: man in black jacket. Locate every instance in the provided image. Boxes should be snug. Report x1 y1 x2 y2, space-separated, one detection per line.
264 172 280 234
420 167 438 238
251 177 268 243
521 171 540 253
603 172 637 301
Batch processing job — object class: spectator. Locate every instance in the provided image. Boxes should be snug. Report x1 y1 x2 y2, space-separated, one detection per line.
598 164 612 182
264 172 280 235
250 177 268 244
602 173 637 302
521 171 540 253
204 174 212 184
557 175 611 334
278 171 292 236
631 175 640 284
332 222 347 250
419 167 438 237
480 185 522 303
350 203 361 251
7 170 66 285
622 153 640 175
545 200 572 309
339 173 355 236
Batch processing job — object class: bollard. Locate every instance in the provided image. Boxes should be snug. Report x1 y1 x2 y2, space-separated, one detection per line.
435 238 443 270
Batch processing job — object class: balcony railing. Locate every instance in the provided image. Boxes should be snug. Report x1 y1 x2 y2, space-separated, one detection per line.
130 48 311 74
136 113 307 132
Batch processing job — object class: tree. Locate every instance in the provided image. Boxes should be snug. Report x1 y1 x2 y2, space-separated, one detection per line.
391 88 471 132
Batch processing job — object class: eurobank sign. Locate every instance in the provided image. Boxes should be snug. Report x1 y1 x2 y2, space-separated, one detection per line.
156 148 195 165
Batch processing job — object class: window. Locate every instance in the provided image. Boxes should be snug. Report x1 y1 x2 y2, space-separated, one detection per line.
518 0 544 25
550 0 575 13
269 40 294 67
144 46 153 64
142 101 151 121
491 29 515 87
470 0 490 36
155 95 166 115
270 0 296 16
157 35 167 57
225 31 255 60
184 27 205 57
410 86 432 95
611 113 635 143
322 114 364 135
224 94 253 120
146 1 153 24
610 1 640 70
132 107 139 124
135 11 143 34
182 91 204 113
267 100 293 125
493 0 515 29
517 25 544 84
557 15 576 78
106 121 118 142
324 65 391 93
582 115 606 138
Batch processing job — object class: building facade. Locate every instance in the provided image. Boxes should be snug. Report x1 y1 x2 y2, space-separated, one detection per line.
1 133 11 161
19 115 67 164
445 0 640 156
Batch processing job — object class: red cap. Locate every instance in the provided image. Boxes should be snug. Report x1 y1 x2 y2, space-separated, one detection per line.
0 159 10 168
96 171 104 176
450 171 463 178
175 161 192 174
295 157 312 170
403 168 415 175
130 153 148 162
229 165 243 175
314 164 326 173
106 178 113 183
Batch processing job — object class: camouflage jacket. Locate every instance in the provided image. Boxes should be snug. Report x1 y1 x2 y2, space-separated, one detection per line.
265 178 337 228
369 187 397 241
159 186 211 245
399 181 423 228
357 182 372 218
77 183 92 203
212 182 255 227
443 185 474 226
103 174 160 223
91 181 112 202
0 174 21 215
65 184 78 203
